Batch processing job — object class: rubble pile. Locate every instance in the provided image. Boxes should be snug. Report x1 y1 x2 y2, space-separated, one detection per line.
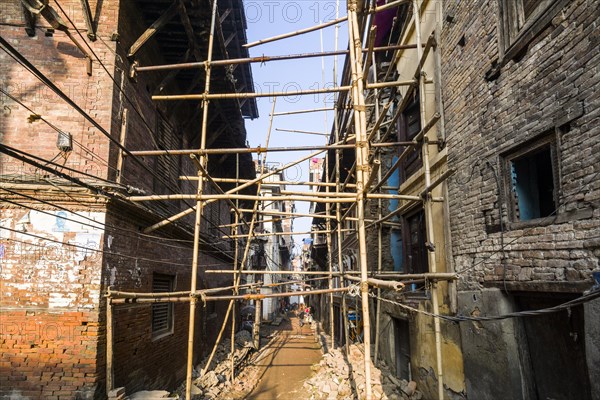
176 330 258 400
303 344 422 400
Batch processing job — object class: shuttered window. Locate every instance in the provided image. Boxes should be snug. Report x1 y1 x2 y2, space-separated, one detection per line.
152 273 174 338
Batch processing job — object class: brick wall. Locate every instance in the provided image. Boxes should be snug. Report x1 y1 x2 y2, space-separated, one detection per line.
443 0 600 289
0 207 105 399
0 0 119 182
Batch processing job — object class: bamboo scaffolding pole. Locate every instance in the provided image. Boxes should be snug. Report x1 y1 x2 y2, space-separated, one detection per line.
129 193 359 203
348 2 374 397
275 128 329 137
244 16 348 48
200 97 278 380
108 286 351 303
222 228 352 239
142 148 330 233
369 113 440 192
106 296 113 394
332 0 349 351
272 107 333 116
412 0 444 397
129 140 413 157
152 80 414 102
185 1 218 397
230 211 239 382
345 275 405 291
134 43 422 73
205 270 345 276
242 0 409 49
188 177 356 189
207 287 350 301
372 57 383 365
233 208 339 220
129 191 424 202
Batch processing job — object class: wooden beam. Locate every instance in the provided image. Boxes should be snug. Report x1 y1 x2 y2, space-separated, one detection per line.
177 0 203 61
156 48 191 94
127 1 179 58
21 3 36 37
79 0 96 41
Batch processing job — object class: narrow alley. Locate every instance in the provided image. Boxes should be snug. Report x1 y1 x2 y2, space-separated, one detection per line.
1 0 599 400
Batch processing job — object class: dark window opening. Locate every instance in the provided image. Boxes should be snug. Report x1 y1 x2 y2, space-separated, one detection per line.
397 90 422 183
504 136 558 223
393 318 411 381
401 208 428 274
152 273 175 338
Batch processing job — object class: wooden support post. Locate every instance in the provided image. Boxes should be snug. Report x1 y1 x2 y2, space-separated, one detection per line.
106 296 113 395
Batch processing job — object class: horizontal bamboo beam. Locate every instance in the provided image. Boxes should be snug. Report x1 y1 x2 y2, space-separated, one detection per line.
183 176 356 189
206 287 350 301
234 208 338 220
244 16 348 48
143 149 326 233
275 128 329 136
223 228 351 239
128 193 358 203
127 141 413 157
151 81 414 102
134 43 422 73
272 108 333 116
205 270 340 275
243 0 409 49
345 275 405 291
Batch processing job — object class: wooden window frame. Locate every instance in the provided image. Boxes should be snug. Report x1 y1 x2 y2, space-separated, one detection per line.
498 0 571 60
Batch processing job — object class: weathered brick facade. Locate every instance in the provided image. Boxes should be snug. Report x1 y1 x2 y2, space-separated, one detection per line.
443 0 600 398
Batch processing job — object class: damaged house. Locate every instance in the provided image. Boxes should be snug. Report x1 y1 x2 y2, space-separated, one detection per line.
0 0 256 398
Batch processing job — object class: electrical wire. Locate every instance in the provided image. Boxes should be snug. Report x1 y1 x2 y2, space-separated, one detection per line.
368 287 600 323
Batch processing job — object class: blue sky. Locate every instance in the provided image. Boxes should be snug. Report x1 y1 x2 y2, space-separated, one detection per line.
243 1 349 251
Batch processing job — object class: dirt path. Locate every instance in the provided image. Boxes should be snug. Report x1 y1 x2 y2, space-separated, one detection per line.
246 316 321 400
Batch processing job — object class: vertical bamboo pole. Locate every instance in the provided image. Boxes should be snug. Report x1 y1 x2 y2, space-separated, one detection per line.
326 153 335 349
253 297 261 348
106 296 113 395
372 54 383 365
186 1 218 398
333 0 350 353
230 156 240 382
201 98 277 376
348 1 373 398
413 1 444 398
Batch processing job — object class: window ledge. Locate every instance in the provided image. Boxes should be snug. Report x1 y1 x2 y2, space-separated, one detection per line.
152 329 174 341
507 206 593 230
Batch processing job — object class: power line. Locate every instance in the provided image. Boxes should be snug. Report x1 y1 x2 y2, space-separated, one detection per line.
367 288 600 323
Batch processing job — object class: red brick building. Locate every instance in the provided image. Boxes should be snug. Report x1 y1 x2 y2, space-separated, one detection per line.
0 1 256 398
